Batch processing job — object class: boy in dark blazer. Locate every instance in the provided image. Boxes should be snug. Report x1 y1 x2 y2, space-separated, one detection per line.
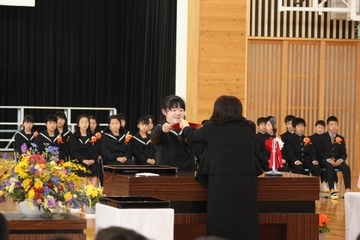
286 118 321 176
317 116 351 200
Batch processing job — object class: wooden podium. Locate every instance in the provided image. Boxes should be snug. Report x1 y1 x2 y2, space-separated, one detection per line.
103 167 319 240
5 213 87 240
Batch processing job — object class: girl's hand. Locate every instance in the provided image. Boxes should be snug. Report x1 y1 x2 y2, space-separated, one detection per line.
179 118 189 129
162 122 172 133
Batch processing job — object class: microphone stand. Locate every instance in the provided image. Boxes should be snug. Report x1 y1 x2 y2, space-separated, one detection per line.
265 132 283 177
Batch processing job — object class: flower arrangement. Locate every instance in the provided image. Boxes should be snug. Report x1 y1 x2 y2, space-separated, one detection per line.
0 144 85 217
319 213 330 233
303 137 312 146
125 133 133 145
81 184 103 207
335 137 342 144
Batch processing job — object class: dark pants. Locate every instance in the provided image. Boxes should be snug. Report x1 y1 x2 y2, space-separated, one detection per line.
302 162 321 176
320 161 351 189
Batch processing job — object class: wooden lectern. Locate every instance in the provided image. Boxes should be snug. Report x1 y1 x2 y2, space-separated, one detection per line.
103 166 319 240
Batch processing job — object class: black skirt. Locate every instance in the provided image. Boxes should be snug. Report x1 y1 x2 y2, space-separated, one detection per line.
207 175 260 240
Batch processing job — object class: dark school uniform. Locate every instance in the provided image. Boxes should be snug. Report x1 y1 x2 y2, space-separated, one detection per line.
130 132 156 165
151 124 195 172
14 130 38 154
100 130 135 165
310 133 331 182
34 130 67 160
255 132 290 172
286 133 321 176
58 129 72 160
317 132 351 189
280 130 294 162
69 134 102 177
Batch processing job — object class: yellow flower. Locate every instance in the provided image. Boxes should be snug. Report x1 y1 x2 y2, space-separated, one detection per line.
27 189 35 199
64 192 73 201
34 180 43 189
22 178 32 191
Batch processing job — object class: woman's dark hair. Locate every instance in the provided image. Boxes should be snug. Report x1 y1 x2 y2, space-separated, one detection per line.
159 95 186 123
209 95 244 123
137 117 149 125
54 111 69 130
89 115 101 133
95 226 148 240
23 115 34 123
74 114 92 138
103 115 126 134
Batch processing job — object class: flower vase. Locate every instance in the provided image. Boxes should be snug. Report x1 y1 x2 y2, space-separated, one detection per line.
319 232 327 240
19 201 45 217
84 205 95 214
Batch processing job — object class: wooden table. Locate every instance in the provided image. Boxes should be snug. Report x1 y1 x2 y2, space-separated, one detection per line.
103 169 319 240
5 213 87 240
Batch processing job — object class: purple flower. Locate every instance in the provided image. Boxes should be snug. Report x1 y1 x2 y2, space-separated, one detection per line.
47 146 59 155
29 165 36 174
47 197 56 208
2 153 13 160
30 143 38 152
43 186 51 195
21 143 28 153
50 176 60 185
14 181 22 187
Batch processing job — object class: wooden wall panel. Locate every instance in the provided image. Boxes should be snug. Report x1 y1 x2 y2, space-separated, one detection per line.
195 0 247 122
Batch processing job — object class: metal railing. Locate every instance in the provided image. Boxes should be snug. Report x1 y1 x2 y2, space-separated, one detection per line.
0 106 117 152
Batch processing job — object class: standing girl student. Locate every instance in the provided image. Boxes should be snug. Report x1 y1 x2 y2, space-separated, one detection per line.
151 95 195 172
69 114 102 187
100 115 135 165
54 111 72 160
14 115 38 155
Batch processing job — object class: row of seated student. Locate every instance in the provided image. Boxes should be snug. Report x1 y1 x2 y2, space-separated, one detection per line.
14 113 157 187
254 115 351 200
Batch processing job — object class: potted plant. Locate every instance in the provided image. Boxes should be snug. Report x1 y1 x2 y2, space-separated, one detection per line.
81 184 103 214
319 213 330 239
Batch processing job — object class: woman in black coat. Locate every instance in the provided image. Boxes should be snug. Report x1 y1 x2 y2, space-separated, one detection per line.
180 95 262 240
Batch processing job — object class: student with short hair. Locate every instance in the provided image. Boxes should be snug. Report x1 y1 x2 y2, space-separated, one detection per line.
34 115 66 158
14 115 38 155
100 115 135 165
131 117 156 165
286 118 321 176
89 115 101 134
256 117 266 134
310 120 332 193
117 113 127 129
280 115 296 162
69 114 102 186
317 116 351 200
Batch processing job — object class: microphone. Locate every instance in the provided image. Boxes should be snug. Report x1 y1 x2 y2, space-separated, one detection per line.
269 118 277 135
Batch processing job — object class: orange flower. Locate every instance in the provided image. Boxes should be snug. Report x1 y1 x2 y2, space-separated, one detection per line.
319 213 330 233
33 131 39 138
335 137 342 144
95 132 102 139
57 135 64 144
303 137 312 146
89 136 97 146
125 134 132 145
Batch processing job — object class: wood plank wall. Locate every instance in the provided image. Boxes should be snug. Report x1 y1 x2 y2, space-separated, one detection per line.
186 0 360 174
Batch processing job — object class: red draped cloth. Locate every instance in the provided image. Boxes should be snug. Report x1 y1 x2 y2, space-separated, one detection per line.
265 137 283 169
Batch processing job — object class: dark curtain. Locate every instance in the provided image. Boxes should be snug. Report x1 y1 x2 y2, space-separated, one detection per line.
0 0 176 138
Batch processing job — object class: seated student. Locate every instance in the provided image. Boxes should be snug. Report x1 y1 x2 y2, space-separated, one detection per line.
280 115 296 162
286 118 321 176
69 114 102 186
310 120 335 193
145 114 155 135
100 115 135 165
89 115 102 134
54 111 73 160
117 113 127 129
34 115 66 158
14 115 38 155
131 117 156 165
317 116 351 200
255 116 290 172
256 117 266 135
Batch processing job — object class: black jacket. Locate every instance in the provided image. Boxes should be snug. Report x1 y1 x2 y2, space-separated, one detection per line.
183 118 259 176
309 133 323 159
254 132 273 168
14 130 37 154
151 124 195 172
286 133 316 164
280 131 294 160
69 134 101 162
100 131 132 165
130 132 156 164
316 132 347 161
34 130 66 159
